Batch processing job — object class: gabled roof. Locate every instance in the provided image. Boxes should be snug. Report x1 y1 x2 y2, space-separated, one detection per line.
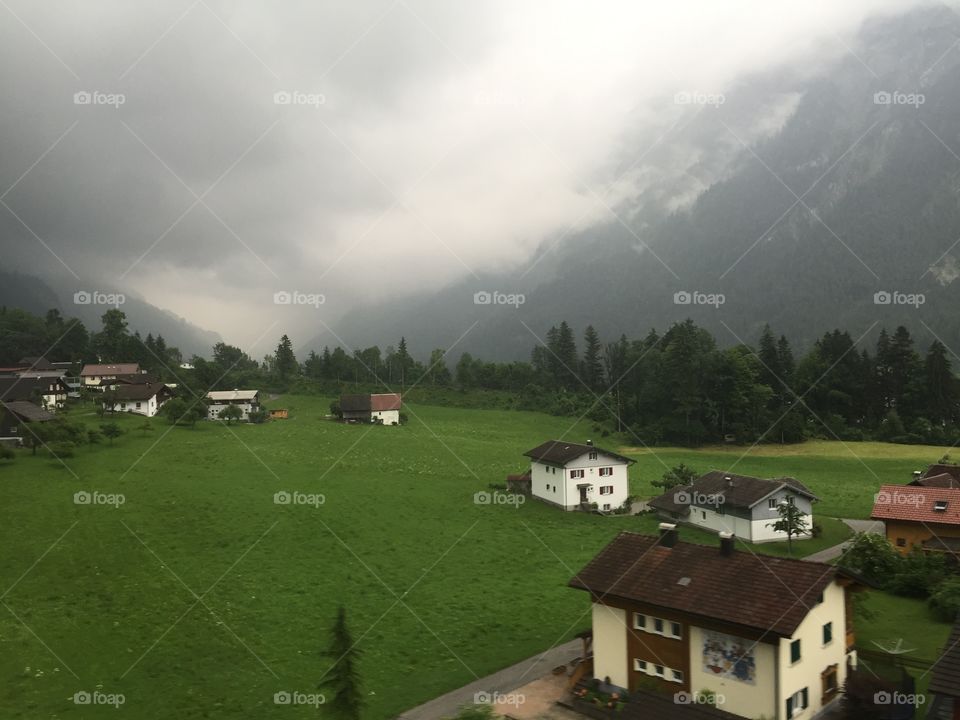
920 464 960 484
206 389 259 402
1 400 54 422
340 394 371 412
370 393 401 411
18 356 54 370
930 615 960 698
81 363 141 377
569 531 842 638
648 485 694 515
112 382 171 401
523 440 635 466
910 472 960 489
871 484 960 526
688 470 817 509
0 376 68 401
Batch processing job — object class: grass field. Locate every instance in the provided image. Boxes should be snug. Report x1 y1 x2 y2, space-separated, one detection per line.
0 396 953 719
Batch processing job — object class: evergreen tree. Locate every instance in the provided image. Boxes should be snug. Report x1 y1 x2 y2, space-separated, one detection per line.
274 335 298 379
581 325 604 391
321 606 362 720
924 340 957 425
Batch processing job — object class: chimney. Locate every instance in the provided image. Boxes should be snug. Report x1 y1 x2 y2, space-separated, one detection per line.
586 439 593 446
658 522 678 548
913 470 922 479
724 475 734 488
719 531 735 557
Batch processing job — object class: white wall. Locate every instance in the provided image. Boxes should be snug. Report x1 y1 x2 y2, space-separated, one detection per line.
688 505 813 543
531 460 568 507
531 452 630 510
111 394 163 417
371 409 399 425
687 625 777 719
208 401 256 420
591 603 628 688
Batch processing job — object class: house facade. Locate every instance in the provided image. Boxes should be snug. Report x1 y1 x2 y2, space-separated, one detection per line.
107 382 172 417
871 483 960 554
0 376 70 413
206 390 261 421
339 393 402 425
523 440 635 511
80 363 144 389
0 400 54 442
571 527 862 720
650 471 817 543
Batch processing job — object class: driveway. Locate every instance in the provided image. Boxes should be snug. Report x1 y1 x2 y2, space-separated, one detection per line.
803 518 883 563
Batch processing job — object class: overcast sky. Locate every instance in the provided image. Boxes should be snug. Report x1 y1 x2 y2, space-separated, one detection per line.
0 0 930 350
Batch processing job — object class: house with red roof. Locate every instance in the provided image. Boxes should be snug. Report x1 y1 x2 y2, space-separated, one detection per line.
339 393 401 425
870 483 960 554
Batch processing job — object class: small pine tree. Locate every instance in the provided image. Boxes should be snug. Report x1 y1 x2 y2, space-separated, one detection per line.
321 606 362 720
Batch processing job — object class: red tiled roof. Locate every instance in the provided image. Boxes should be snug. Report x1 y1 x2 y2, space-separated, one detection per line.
870 484 960 525
569 531 841 637
80 363 141 377
370 393 401 411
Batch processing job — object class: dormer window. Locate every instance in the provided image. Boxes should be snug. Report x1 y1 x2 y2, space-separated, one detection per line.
934 500 948 512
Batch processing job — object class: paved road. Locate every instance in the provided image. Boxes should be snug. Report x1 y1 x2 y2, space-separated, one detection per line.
396 640 581 720
803 518 883 563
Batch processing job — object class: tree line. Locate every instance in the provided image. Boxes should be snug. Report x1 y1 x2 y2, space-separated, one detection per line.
3 305 958 447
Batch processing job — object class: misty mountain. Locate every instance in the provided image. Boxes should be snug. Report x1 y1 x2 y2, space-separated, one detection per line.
327 5 960 361
0 270 221 358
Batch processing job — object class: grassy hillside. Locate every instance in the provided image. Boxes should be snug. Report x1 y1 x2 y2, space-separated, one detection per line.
0 397 951 719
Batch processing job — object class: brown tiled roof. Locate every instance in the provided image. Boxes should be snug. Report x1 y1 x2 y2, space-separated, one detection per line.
1 400 54 422
111 382 171 401
911 472 960 489
930 616 960 697
691 470 817 508
923 464 960 483
370 393 401 411
649 485 694 514
0 376 67 401
524 440 635 466
340 394 371 412
870 484 960 526
569 531 839 637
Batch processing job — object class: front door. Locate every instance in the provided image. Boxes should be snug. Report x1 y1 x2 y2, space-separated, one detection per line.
579 486 588 503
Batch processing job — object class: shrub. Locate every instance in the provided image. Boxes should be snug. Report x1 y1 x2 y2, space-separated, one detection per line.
0 445 15 461
837 532 900 586
47 441 76 459
929 577 960 622
886 550 949 598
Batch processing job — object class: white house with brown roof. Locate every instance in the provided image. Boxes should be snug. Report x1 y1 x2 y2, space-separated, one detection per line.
80 363 144 389
206 389 261 421
339 393 402 425
571 526 863 720
107 382 173 417
523 440 635 511
649 471 817 543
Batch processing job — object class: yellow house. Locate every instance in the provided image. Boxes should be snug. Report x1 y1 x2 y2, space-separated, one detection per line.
570 525 864 720
871 484 960 555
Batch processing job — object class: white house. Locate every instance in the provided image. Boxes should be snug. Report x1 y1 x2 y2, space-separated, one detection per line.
0 376 70 413
206 389 261 421
339 393 402 425
570 526 863 720
80 363 144 389
107 382 173 417
650 470 818 543
523 440 635 511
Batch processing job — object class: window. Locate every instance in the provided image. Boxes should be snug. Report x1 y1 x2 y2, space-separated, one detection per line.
588 451 598 460
653 618 664 634
554 485 557 493
633 659 646 672
603 503 611 510
787 495 795 505
672 669 684 683
701 511 706 520
896 537 906 547
786 688 808 718
570 469 584 479
823 622 833 645
633 613 646 630
599 485 613 495
599 467 613 477
790 639 801 663
769 498 778 509
654 665 665 677
135 402 142 409
935 500 949 512
670 622 682 639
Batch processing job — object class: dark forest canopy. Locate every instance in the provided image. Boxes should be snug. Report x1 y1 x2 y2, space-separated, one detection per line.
2 306 957 447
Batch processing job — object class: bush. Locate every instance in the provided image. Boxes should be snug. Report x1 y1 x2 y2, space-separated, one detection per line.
886 551 949 598
837 532 900 586
47 441 76 459
248 408 269 424
929 577 960 622
0 445 15 461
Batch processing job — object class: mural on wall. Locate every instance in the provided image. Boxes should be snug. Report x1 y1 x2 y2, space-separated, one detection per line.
702 630 756 684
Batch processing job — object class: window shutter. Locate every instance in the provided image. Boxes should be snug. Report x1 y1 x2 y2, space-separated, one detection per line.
801 688 808 708
786 697 793 718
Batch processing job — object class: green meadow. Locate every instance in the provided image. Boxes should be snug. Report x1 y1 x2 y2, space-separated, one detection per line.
0 396 952 719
